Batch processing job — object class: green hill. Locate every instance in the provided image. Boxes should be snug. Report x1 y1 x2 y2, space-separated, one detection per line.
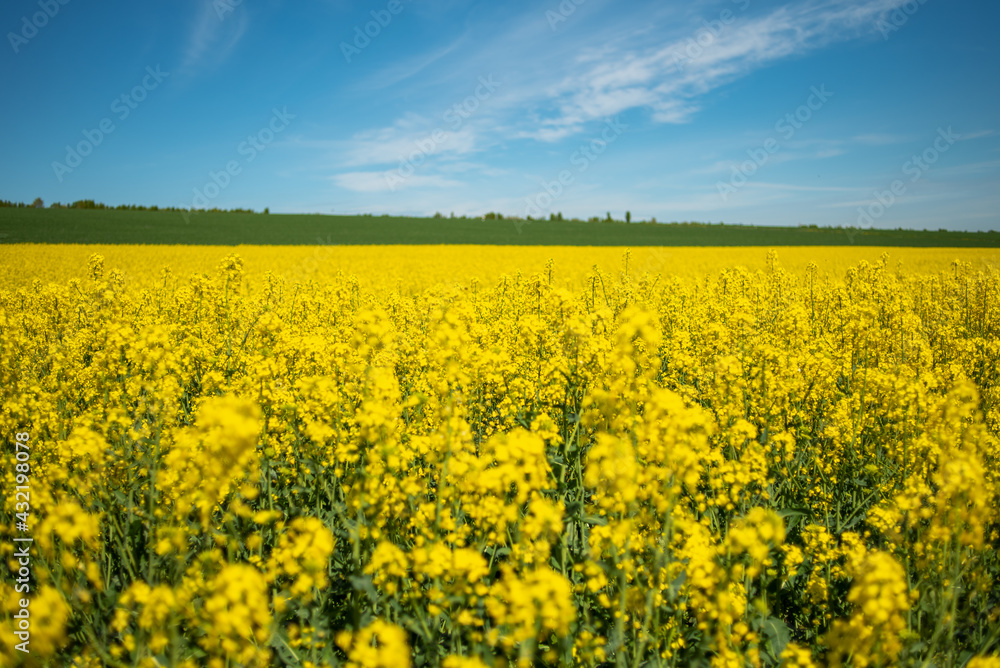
1 207 997 246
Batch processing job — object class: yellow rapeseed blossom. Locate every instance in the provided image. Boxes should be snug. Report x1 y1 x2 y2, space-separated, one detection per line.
824 550 911 667
197 564 272 666
967 658 1000 668
336 619 412 668
267 516 335 597
1 246 998 666
158 396 262 526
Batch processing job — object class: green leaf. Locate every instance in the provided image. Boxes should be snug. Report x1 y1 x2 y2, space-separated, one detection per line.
349 575 378 603
761 616 791 661
778 507 809 519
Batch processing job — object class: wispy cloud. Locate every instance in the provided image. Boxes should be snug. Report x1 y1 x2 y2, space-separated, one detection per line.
689 146 843 178
747 181 866 193
851 133 913 145
181 2 249 73
338 122 484 168
823 191 965 208
294 0 998 226
958 129 996 141
513 0 919 139
333 171 463 193
353 34 470 91
931 159 1000 177
815 148 846 158
321 0 922 157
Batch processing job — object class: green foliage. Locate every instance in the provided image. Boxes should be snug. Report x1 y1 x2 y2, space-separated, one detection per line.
0 207 997 246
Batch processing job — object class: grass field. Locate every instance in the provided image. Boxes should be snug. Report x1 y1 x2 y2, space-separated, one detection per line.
2 207 999 247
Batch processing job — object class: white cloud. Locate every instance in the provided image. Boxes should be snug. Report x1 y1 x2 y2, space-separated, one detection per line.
520 0 919 136
852 133 913 145
316 0 919 158
181 2 248 73
301 0 945 213
931 160 1000 177
352 34 470 91
747 182 865 193
333 171 463 193
341 123 483 167
958 129 997 141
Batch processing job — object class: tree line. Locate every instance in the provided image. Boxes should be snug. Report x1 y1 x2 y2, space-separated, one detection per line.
0 199 268 214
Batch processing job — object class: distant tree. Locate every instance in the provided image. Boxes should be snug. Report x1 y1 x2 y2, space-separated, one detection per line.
32 197 44 208
557 212 563 221
264 207 270 214
651 216 657 224
606 211 612 222
626 211 631 223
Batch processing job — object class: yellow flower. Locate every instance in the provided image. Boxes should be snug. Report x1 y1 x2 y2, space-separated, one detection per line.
336 619 411 668
266 516 335 597
197 564 272 666
825 551 910 667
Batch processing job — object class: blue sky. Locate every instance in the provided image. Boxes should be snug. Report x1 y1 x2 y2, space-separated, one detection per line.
2 0 998 230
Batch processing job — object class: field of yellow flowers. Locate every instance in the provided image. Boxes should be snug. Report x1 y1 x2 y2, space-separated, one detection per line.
1 245 999 668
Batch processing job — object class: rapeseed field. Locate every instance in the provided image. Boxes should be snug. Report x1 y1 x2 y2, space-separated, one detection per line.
1 246 998 667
